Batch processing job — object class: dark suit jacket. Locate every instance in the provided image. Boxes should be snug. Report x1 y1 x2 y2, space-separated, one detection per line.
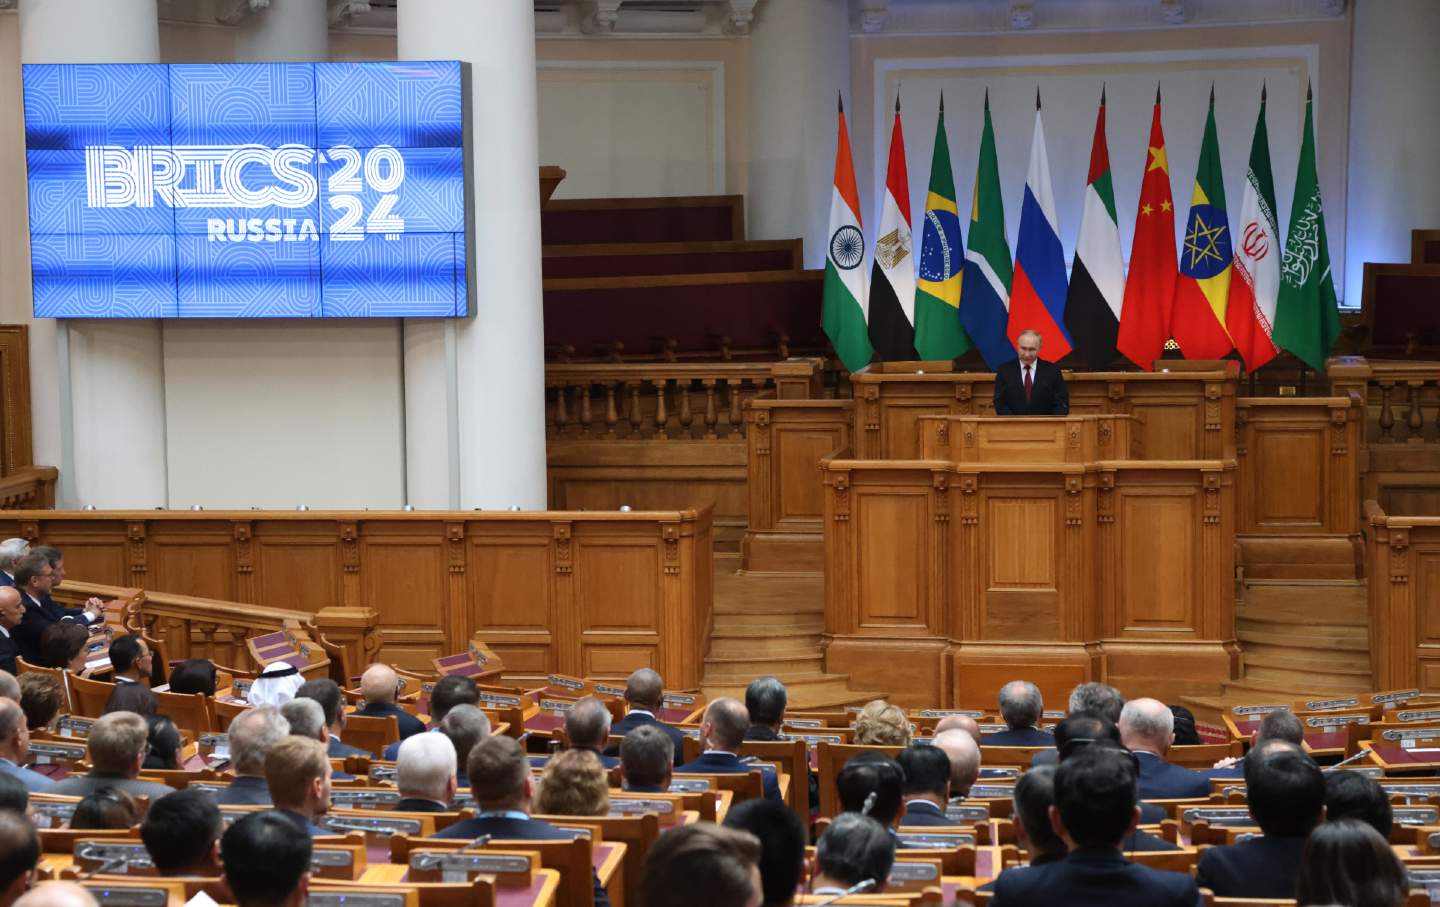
328 736 372 760
395 798 450 813
744 725 782 741
676 751 780 802
277 808 329 837
993 359 1069 416
213 775 272 805
0 628 16 675
0 572 13 588
1195 835 1307 899
990 846 1201 907
1134 751 1211 800
608 711 687 765
432 815 610 907
358 702 426 740
1125 828 1180 852
900 800 957 827
983 727 1054 747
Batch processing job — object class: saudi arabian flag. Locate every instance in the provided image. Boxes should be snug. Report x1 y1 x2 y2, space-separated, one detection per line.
1272 85 1341 372
822 95 874 373
914 97 970 360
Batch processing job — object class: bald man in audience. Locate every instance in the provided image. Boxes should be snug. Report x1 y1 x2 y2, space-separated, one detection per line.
608 668 686 765
1118 697 1210 799
0 809 39 907
933 714 983 745
564 697 619 768
0 700 53 793
357 664 425 739
215 707 289 805
265 736 332 837
676 697 780 801
12 883 96 907
395 732 457 812
933 728 982 799
0 591 22 676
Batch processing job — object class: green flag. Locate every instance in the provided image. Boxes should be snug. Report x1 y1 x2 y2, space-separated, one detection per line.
1272 87 1341 371
914 99 971 360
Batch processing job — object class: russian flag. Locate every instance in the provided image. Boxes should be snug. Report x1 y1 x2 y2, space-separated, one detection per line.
1008 101 1072 360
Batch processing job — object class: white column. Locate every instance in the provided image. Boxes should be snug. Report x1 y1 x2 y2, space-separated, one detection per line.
747 0 851 267
20 0 166 508
235 0 327 62
398 0 547 509
1344 0 1440 303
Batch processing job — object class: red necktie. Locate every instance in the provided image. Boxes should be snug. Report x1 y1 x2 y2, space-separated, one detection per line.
1024 365 1034 403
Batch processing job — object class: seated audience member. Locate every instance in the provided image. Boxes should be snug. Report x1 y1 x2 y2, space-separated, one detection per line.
0 672 19 704
438 704 489 788
107 635 151 686
836 752 906 829
990 746 1200 907
30 548 103 615
382 674 479 761
932 714 983 745
723 799 806 907
0 773 28 816
608 668 686 764
619 724 673 793
1054 731 1176 851
986 681 1053 747
1117 697 1209 799
0 808 39 907
280 698 354 781
1325 769 1393 839
0 589 21 676
1168 705 1202 745
0 541 26 589
103 683 156 717
394 732 457 812
70 787 139 830
140 787 224 877
215 707 289 805
744 676 788 741
142 716 183 771
1068 682 1125 723
433 735 611 907
676 697 781 801
294 678 370 759
535 748 609 816
221 811 312 907
561 696 618 768
932 728 981 799
36 623 88 674
50 711 176 799
896 744 955 826
0 700 54 793
1295 818 1409 907
1196 740 1325 898
167 659 218 697
1210 709 1305 777
810 813 894 896
13 552 102 666
356 664 424 739
248 662 304 707
977 766 1065 893
643 822 763 907
17 674 61 733
264 736 332 837
853 700 910 746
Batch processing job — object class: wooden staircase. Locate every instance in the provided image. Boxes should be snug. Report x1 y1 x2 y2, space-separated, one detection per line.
701 554 885 708
1184 578 1371 724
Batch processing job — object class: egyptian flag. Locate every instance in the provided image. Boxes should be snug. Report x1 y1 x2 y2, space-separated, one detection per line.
1117 88 1179 371
1171 87 1236 359
1007 93 1072 360
867 96 918 360
958 92 1015 369
1065 88 1126 370
1226 87 1281 371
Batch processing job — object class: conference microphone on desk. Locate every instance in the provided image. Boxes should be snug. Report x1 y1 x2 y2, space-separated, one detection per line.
812 879 877 906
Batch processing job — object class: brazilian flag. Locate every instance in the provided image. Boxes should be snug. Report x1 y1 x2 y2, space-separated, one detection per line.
914 98 971 360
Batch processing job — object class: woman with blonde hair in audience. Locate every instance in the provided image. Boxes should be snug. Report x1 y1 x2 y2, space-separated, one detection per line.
1295 818 1410 907
853 700 910 746
18 673 62 732
534 748 610 817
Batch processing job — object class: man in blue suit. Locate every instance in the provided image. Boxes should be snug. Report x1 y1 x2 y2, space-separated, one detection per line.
985 681 1054 747
989 746 1202 907
675 697 780 802
13 552 102 664
1118 697 1210 800
607 668 686 766
0 539 28 588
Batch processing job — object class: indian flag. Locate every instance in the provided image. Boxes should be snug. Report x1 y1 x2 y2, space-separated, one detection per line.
821 95 874 373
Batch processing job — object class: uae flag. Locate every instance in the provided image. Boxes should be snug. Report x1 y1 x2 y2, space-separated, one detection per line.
1171 88 1236 359
1007 95 1072 360
1065 89 1126 370
1227 87 1281 371
1272 84 1342 371
868 97 918 361
1117 88 1178 371
821 95 874 373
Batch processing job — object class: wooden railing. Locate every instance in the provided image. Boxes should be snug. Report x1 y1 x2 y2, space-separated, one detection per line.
1365 500 1440 692
0 466 57 509
1368 361 1440 444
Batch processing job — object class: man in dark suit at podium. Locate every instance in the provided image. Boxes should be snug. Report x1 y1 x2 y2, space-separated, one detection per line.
993 330 1069 416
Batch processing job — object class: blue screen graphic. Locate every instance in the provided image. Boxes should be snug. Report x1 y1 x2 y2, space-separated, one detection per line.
22 61 472 318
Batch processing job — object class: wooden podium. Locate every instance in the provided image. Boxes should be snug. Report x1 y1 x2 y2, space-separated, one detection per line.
821 411 1238 709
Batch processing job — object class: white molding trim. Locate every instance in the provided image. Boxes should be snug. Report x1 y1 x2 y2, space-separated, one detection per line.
856 0 1347 37
536 59 727 194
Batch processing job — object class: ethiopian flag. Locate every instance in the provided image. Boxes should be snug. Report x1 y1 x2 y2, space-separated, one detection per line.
1171 88 1236 359
914 96 970 361
821 95 874 373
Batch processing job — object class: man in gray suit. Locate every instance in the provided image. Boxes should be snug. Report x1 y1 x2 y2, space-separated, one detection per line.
215 708 289 805
50 711 175 801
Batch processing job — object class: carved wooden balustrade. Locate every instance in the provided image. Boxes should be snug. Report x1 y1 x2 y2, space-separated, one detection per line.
1322 358 1440 516
1367 361 1440 444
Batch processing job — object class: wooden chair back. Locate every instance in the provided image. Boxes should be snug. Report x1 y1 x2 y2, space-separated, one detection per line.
153 689 214 736
40 827 139 854
1170 742 1242 769
1129 848 1202 873
739 737 810 818
307 882 428 907
16 658 71 711
391 834 593 907
815 742 904 818
211 697 251 731
548 812 659 907
673 768 764 804
68 673 116 719
340 713 400 755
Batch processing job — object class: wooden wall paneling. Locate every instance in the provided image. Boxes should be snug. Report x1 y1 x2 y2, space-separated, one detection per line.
253 522 343 613
468 524 558 678
147 521 236 602
574 522 662 679
1366 504 1440 692
12 518 129 586
357 521 449 671
0 324 34 475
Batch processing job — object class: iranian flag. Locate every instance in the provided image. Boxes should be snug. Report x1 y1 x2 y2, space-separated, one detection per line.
821 95 874 373
1065 88 1126 370
1226 87 1281 371
867 96 918 361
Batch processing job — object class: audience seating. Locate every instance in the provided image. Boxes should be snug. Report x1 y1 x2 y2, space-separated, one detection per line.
342 713 401 755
